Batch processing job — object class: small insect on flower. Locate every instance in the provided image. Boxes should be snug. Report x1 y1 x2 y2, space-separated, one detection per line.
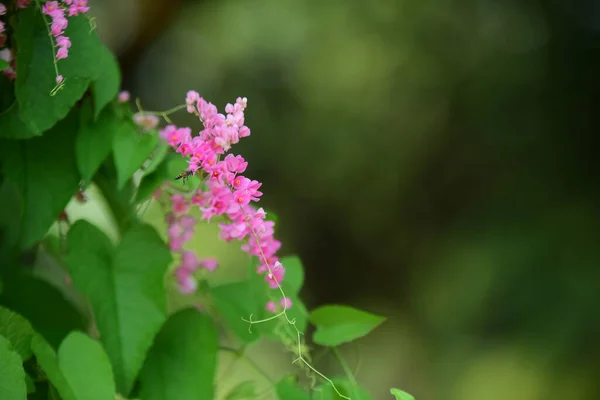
174 170 195 184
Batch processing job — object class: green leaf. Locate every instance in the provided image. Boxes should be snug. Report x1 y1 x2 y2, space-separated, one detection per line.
316 379 371 400
14 10 109 135
65 220 171 395
76 101 118 182
0 102 35 139
142 141 169 176
112 125 158 189
0 335 27 400
210 281 265 343
0 272 87 350
390 388 415 400
275 377 310 400
30 335 76 400
0 59 9 71
139 309 218 400
58 332 115 400
91 47 120 119
0 110 80 249
309 305 386 347
0 306 34 361
135 153 184 204
224 381 256 400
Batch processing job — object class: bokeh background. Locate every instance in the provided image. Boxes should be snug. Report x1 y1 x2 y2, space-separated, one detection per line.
83 0 600 399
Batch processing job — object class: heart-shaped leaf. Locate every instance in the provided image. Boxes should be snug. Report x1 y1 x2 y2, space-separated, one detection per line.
309 305 385 347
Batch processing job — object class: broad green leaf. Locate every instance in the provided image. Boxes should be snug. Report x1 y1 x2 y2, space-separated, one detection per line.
0 306 34 361
65 220 171 395
390 388 415 400
224 381 256 400
91 47 120 119
0 272 87 349
30 334 76 400
309 305 385 347
112 125 158 189
275 377 310 400
0 335 27 400
139 309 218 400
0 110 80 249
14 9 109 134
210 281 265 343
58 332 115 400
316 379 371 400
76 102 119 182
0 59 9 70
0 103 34 139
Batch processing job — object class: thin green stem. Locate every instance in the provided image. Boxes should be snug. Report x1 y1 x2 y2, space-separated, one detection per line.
332 347 360 398
135 99 187 124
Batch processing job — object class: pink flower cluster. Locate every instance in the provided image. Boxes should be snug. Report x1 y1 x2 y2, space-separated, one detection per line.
159 93 286 294
161 194 219 293
42 0 89 62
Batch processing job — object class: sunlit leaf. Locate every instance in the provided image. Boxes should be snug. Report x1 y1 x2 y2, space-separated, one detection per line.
30 334 76 400
0 334 27 400
390 388 415 400
58 332 115 400
0 306 34 361
309 305 385 347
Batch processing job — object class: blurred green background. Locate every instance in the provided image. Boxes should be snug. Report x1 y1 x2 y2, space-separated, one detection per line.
88 0 600 399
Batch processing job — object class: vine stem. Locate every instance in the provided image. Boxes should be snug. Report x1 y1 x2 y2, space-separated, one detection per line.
332 347 361 398
135 99 187 124
240 209 351 400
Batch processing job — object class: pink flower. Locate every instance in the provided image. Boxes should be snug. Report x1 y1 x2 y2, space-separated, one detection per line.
118 91 130 102
199 258 218 272
280 297 292 309
56 75 63 84
174 267 197 294
0 21 4 35
0 4 6 15
56 47 68 60
180 251 200 271
68 0 89 16
56 35 71 48
171 194 189 214
51 17 68 37
42 1 60 15
265 302 277 313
